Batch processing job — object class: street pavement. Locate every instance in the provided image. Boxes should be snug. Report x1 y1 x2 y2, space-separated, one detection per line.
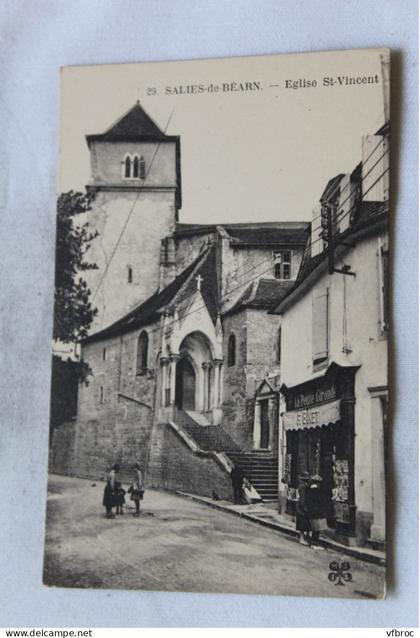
43 474 385 598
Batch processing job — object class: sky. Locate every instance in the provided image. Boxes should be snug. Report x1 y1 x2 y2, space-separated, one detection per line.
60 48 387 225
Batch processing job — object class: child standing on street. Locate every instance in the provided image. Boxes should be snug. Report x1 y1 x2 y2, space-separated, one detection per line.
128 463 145 517
114 481 126 515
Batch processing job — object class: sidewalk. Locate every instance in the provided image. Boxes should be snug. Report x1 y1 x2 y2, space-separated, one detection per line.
176 491 386 566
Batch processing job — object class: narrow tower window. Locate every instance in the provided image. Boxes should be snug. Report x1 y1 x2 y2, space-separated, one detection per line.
124 156 131 178
133 155 139 178
136 331 149 375
128 266 133 284
228 334 236 367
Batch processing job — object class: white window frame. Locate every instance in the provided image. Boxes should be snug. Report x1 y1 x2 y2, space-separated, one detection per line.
273 250 292 280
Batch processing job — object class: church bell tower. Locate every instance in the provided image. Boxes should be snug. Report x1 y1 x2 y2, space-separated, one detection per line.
84 102 181 332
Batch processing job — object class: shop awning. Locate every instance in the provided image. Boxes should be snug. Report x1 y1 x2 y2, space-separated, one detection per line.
283 399 341 431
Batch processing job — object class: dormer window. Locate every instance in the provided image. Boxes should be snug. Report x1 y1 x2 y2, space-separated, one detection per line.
273 251 292 280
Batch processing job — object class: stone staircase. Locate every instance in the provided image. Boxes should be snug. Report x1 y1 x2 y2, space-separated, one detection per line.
227 451 278 501
184 410 212 427
176 410 240 452
173 411 277 502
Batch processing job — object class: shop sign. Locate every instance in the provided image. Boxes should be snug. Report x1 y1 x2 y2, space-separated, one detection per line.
283 399 341 430
293 385 337 409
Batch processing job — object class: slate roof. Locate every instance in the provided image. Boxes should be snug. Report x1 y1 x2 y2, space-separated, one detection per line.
174 222 309 246
224 278 294 316
84 247 217 344
224 223 309 246
86 102 173 145
174 223 216 237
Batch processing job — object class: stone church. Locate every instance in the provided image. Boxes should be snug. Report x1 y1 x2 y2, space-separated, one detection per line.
51 102 309 501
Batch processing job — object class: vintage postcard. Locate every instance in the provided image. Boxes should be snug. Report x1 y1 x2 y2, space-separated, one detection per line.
45 48 389 598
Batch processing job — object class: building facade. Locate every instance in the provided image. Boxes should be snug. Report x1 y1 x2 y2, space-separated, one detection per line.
273 123 389 547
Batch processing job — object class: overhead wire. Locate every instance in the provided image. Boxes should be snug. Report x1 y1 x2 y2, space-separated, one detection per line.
87 125 389 346
92 124 387 301
311 144 389 233
94 160 390 350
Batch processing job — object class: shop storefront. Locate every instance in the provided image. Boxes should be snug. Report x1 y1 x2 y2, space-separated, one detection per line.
280 362 359 539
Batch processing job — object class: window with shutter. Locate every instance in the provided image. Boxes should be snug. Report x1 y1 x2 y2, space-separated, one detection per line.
312 288 329 365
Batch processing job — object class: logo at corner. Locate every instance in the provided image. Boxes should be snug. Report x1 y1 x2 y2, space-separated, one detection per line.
328 561 352 585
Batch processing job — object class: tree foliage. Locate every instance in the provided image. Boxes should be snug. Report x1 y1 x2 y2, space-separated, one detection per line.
53 190 98 343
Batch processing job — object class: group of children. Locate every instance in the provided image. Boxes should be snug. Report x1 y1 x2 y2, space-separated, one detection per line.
102 462 145 519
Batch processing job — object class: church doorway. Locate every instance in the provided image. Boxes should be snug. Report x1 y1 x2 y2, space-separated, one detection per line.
175 358 196 410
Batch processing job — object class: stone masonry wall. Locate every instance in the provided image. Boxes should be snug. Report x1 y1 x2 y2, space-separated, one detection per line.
174 232 215 274
220 240 304 313
51 319 161 480
221 308 281 451
221 311 249 448
49 420 77 475
246 309 280 382
147 422 233 500
84 189 177 332
49 399 152 483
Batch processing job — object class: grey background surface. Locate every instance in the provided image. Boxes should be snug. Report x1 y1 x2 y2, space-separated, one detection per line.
0 0 418 628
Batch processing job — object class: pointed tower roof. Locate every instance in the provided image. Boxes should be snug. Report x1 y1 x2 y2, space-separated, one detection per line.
86 101 169 145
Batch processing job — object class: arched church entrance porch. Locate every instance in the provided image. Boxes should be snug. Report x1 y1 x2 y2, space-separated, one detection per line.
159 330 224 425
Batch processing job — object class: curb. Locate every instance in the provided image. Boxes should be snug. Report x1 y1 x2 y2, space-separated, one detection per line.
175 491 386 567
